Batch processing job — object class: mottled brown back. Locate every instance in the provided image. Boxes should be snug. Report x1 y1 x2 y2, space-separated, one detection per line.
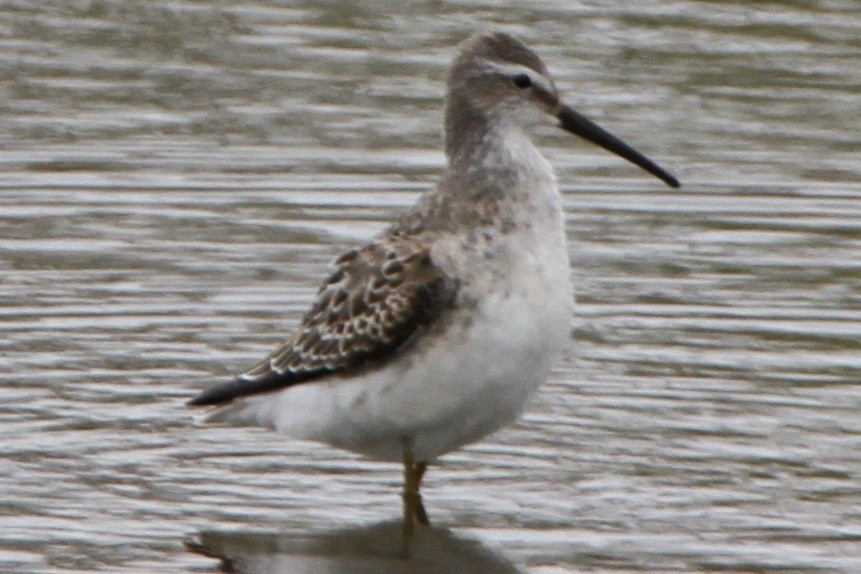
188 233 457 406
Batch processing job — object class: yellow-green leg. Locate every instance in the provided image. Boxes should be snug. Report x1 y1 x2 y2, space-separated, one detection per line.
401 439 430 545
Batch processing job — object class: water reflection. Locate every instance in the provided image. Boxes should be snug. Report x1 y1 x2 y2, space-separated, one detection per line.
188 522 524 574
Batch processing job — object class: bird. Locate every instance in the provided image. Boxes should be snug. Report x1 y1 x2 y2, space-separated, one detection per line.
188 31 679 542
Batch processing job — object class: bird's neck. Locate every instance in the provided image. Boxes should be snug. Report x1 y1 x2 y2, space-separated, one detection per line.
445 92 555 192
445 100 554 201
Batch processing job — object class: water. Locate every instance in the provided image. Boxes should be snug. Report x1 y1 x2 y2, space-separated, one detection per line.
1 1 859 572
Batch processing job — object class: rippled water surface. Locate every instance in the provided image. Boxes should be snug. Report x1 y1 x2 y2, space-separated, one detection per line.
1 2 859 573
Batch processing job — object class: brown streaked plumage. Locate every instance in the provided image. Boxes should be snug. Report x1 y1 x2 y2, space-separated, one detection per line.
188 236 457 407
188 31 679 544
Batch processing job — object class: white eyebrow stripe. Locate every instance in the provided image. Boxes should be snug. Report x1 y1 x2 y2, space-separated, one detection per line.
476 59 554 93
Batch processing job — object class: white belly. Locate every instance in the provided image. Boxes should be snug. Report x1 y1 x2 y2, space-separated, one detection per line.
209 227 572 462
208 131 573 462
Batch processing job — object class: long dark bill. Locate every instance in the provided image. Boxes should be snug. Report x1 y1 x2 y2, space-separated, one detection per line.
557 104 680 188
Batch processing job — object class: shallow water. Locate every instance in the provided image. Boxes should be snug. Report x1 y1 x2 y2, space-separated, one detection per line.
1 2 859 573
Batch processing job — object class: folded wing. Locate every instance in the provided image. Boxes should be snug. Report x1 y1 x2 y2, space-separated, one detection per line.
188 238 456 406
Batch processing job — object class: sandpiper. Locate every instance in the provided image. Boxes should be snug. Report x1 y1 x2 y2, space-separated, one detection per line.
189 32 679 540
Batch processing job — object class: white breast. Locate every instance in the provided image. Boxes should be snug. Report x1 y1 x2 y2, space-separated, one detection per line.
210 129 573 463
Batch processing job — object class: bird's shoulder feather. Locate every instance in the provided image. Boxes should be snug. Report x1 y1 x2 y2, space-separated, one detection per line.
188 231 457 406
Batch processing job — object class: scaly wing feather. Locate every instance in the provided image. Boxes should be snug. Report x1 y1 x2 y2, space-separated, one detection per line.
188 237 456 406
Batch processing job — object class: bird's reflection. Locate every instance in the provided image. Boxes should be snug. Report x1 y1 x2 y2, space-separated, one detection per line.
187 520 524 574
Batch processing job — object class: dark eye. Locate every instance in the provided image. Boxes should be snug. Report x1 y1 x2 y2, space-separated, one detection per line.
511 73 532 89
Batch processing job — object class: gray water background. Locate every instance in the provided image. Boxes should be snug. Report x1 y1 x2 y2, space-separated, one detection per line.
0 1 859 572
